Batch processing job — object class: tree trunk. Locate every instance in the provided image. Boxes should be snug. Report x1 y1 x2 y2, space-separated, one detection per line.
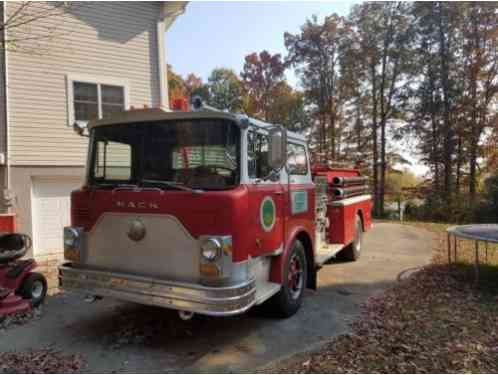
437 2 454 204
329 110 336 160
455 134 462 194
377 6 394 218
468 12 480 206
380 118 386 217
430 99 440 193
371 63 379 217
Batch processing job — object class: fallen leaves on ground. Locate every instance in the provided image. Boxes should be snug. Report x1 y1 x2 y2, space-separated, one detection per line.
0 348 84 373
268 223 498 373
0 306 43 332
107 305 197 349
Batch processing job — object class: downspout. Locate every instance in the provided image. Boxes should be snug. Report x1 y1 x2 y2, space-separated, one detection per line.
2 2 10 196
157 7 168 110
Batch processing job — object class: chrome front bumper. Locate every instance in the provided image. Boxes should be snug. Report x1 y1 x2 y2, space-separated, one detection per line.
59 264 256 316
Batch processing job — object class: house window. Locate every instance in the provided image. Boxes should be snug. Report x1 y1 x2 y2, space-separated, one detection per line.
68 75 128 126
73 82 99 122
101 85 125 116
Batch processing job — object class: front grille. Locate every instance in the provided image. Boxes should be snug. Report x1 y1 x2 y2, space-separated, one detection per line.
85 213 201 282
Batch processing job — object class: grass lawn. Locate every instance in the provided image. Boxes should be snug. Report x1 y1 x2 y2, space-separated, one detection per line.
266 221 498 373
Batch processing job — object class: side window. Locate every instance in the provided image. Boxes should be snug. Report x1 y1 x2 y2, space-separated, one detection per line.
287 143 308 175
248 131 271 179
94 140 132 180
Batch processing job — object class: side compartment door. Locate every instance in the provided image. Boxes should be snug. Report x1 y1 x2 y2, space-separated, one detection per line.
246 131 284 257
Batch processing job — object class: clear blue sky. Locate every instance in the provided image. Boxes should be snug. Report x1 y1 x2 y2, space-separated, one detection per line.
166 1 359 88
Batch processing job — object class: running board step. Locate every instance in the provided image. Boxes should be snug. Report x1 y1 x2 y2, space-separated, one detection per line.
315 243 345 266
255 281 281 305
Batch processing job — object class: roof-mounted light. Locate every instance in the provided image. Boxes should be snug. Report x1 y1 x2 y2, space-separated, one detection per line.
191 95 204 111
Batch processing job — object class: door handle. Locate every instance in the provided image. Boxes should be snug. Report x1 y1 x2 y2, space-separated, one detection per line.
273 191 284 195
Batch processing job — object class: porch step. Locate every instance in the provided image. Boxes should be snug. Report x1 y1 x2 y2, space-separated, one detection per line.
255 281 281 305
315 243 345 266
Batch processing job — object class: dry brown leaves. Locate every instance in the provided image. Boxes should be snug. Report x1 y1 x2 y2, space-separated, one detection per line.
0 306 43 332
0 348 84 373
271 231 498 373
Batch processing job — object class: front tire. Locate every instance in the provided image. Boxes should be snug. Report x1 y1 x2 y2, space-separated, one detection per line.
19 272 47 307
268 240 307 318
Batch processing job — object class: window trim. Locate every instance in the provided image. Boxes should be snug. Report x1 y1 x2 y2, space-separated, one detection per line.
66 74 130 127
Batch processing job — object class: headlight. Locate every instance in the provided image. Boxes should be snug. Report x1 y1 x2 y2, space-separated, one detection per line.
64 227 82 263
200 238 222 261
64 227 80 249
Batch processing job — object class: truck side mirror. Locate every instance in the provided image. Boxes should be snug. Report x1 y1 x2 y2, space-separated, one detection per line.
268 126 287 170
73 122 89 137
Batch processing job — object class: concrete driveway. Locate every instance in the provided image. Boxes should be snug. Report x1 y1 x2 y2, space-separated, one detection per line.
0 223 433 373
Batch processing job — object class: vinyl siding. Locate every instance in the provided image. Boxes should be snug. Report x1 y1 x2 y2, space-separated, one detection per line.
5 2 161 166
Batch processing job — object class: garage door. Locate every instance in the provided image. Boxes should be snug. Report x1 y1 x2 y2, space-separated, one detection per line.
32 177 82 256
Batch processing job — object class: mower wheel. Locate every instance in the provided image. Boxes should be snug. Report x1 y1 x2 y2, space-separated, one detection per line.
19 272 47 307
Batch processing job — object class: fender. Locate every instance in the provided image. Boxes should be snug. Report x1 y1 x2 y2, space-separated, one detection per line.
269 225 314 285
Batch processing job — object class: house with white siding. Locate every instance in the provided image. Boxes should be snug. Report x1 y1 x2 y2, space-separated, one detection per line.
0 1 187 288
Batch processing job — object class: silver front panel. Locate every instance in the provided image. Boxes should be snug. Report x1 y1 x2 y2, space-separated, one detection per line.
85 213 200 282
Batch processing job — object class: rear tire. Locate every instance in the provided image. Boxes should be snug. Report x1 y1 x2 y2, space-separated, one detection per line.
340 215 363 261
19 272 47 307
267 240 307 318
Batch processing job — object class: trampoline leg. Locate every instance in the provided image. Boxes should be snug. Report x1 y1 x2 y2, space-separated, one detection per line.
447 233 452 268
474 241 479 285
454 235 457 263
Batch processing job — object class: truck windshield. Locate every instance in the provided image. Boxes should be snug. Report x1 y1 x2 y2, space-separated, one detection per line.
88 119 240 190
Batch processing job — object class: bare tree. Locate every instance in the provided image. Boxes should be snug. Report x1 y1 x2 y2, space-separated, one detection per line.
1 2 76 53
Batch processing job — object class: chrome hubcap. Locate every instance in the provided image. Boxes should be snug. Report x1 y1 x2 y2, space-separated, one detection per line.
288 254 303 300
31 280 44 299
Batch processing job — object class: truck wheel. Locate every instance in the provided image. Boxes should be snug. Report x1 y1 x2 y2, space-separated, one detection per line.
19 272 47 307
269 240 307 318
340 215 363 261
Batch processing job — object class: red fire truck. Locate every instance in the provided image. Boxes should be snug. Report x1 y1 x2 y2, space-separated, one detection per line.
59 99 372 319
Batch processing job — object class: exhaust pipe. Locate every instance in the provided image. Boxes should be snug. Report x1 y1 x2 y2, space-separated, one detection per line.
178 310 195 321
332 176 368 187
333 186 368 198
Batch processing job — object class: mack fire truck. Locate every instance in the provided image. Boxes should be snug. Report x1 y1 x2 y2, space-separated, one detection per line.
59 99 372 319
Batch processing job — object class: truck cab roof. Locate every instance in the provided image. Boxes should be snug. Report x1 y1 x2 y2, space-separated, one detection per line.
87 108 307 143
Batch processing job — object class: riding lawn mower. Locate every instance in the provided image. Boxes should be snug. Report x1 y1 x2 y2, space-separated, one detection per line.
0 233 47 316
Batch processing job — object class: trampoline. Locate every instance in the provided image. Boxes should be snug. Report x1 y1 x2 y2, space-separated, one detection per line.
446 224 498 283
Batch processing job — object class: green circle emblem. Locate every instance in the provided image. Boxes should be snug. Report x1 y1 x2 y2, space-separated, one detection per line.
260 196 276 232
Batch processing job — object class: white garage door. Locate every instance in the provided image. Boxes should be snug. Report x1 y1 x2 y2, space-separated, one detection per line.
32 177 82 256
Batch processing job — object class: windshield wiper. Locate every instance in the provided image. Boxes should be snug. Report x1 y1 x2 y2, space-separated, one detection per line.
91 182 139 190
141 179 204 194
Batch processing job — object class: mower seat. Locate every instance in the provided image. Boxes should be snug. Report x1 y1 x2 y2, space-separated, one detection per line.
0 233 31 264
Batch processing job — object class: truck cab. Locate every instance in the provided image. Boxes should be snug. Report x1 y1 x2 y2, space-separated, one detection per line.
59 105 371 318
